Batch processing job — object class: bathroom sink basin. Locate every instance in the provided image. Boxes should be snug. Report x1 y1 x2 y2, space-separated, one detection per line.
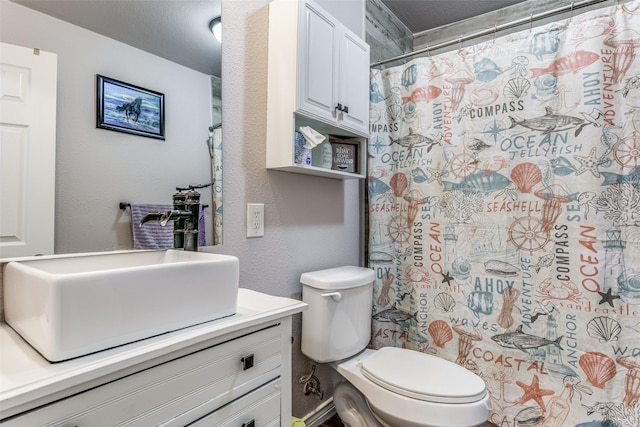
3 250 239 362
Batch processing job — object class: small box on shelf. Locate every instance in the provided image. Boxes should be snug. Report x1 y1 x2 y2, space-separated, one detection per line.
329 137 359 174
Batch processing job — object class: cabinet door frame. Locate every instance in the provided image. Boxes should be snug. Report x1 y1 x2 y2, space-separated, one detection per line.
337 30 370 136
296 1 338 123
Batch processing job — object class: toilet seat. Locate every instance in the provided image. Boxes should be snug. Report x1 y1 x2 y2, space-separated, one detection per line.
361 347 486 404
335 349 492 427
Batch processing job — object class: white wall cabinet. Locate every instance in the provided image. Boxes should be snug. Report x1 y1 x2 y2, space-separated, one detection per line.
266 0 370 179
0 289 307 427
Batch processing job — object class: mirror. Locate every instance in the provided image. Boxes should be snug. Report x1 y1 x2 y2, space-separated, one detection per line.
2 0 223 254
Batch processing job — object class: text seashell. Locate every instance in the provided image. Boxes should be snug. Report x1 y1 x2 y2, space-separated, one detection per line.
428 320 453 348
510 162 542 193
579 352 617 389
434 292 456 312
587 316 622 343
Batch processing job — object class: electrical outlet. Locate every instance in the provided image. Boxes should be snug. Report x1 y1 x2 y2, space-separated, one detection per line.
247 203 264 237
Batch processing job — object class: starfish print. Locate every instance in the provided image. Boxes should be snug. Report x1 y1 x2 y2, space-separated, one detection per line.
515 374 555 412
442 271 454 286
574 147 601 178
424 163 448 184
598 288 621 307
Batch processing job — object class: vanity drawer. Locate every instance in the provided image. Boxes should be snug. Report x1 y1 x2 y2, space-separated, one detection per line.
187 378 281 427
3 324 283 426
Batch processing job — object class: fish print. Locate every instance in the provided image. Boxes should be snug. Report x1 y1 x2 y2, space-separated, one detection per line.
443 171 512 194
533 254 555 273
373 306 417 324
491 325 563 352
389 130 440 151
600 167 640 188
401 85 442 104
529 28 561 60
529 50 600 77
509 107 591 136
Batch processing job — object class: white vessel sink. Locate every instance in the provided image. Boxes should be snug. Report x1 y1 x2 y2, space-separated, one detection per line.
3 250 239 362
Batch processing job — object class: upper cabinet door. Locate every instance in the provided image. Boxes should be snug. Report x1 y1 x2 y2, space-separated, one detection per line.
338 31 370 135
297 2 337 122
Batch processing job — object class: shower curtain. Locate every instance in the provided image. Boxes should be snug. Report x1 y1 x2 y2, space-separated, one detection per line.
368 2 640 426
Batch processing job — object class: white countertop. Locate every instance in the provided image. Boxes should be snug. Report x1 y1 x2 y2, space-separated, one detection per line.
0 288 307 420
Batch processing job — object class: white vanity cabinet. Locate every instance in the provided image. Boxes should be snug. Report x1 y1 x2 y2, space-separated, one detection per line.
266 0 370 179
0 289 307 427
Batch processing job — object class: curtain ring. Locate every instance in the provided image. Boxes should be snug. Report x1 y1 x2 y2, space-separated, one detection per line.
426 44 431 57
529 13 533 31
459 35 463 49
493 24 497 43
570 1 574 20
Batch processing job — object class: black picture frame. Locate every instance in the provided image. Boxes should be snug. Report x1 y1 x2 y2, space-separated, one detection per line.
96 75 165 140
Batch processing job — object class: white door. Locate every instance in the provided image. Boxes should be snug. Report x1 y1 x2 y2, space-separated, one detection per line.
0 43 57 257
297 1 337 124
338 31 370 136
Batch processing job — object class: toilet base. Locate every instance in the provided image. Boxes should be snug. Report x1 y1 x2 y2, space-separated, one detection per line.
332 349 492 427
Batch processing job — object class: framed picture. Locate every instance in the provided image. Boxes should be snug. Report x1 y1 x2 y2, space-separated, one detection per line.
96 75 165 140
330 138 359 173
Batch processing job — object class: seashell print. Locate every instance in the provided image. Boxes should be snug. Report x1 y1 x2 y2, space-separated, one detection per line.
510 162 543 193
401 64 418 88
428 320 453 348
579 352 617 389
473 57 503 82
549 156 576 176
389 173 408 197
434 292 456 312
484 260 519 276
587 316 622 343
385 104 403 122
503 77 531 99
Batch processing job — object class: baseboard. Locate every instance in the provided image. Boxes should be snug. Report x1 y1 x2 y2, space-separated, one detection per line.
301 397 336 427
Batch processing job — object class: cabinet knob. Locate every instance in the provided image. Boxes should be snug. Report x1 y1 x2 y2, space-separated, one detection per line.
241 354 254 370
242 419 255 427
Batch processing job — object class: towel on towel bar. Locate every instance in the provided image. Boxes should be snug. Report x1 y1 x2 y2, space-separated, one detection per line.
130 204 173 250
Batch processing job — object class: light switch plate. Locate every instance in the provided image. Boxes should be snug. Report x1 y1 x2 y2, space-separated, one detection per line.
247 203 264 237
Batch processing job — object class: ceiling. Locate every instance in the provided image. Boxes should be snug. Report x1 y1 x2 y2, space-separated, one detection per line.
11 0 222 76
381 0 528 33
11 0 527 76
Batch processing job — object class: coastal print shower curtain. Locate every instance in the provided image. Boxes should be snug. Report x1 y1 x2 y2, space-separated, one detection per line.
368 2 640 426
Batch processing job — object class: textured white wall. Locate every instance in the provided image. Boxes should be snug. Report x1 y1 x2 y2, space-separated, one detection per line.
0 0 364 419
0 1 213 254
215 0 363 418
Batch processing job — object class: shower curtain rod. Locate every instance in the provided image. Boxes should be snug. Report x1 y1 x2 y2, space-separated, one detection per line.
371 0 613 67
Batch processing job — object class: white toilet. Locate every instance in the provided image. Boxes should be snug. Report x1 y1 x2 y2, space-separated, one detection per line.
300 266 491 427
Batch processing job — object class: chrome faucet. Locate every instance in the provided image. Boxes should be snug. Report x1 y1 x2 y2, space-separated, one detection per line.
141 188 201 251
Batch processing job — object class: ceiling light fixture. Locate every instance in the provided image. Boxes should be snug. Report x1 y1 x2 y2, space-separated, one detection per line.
209 17 222 43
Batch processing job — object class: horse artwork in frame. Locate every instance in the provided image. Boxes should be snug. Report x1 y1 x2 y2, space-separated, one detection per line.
96 75 165 140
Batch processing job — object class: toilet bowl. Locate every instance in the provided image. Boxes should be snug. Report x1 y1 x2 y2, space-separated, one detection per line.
300 266 491 427
333 348 491 427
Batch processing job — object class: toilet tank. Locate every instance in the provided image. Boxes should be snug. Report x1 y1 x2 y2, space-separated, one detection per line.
300 266 375 363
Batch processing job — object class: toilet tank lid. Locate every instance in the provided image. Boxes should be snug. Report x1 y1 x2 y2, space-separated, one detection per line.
301 266 375 290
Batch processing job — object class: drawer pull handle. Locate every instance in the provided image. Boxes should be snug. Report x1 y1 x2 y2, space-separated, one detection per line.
242 419 255 427
241 354 254 370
